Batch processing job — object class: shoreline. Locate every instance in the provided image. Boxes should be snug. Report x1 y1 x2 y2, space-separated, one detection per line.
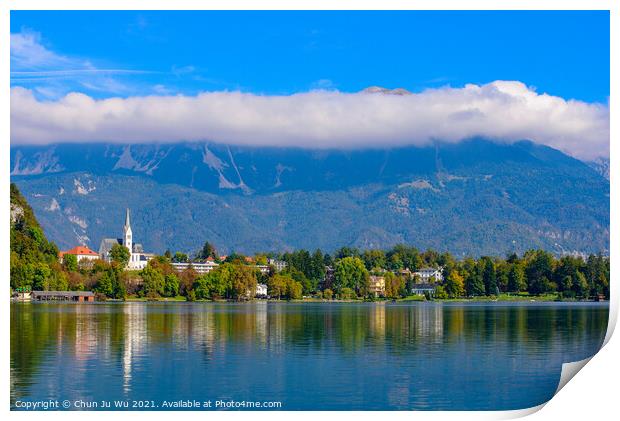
13 295 603 304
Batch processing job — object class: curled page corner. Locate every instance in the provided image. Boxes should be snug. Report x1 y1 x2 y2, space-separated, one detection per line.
603 293 617 347
555 356 593 395
492 402 547 420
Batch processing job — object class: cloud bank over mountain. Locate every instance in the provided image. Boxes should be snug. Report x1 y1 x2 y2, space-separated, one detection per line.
11 80 609 160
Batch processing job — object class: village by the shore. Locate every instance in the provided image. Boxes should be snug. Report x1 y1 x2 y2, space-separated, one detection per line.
11 207 610 304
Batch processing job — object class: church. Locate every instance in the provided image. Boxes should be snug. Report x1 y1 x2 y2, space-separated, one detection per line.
98 209 153 270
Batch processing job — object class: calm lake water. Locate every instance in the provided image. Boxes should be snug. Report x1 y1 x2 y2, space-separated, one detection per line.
11 301 608 411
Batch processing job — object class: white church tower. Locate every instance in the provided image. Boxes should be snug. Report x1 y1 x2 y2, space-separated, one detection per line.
123 208 133 261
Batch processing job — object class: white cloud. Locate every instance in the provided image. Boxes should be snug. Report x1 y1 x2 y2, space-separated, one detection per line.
10 31 80 71
10 81 609 160
11 31 148 98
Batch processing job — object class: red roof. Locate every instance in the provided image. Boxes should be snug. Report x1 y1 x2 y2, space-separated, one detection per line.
60 246 99 257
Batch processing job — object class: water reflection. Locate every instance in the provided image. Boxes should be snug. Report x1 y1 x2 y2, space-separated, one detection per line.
11 302 608 410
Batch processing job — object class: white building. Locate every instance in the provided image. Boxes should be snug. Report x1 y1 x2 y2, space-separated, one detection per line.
414 267 443 283
99 209 153 270
267 258 287 272
172 261 219 275
256 283 268 298
256 265 270 275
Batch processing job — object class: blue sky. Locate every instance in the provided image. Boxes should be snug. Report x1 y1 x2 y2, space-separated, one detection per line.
10 10 609 102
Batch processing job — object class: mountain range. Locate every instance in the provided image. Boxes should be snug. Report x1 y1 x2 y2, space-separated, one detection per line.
10 139 609 257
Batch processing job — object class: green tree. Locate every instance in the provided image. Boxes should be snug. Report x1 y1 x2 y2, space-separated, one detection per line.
95 270 115 297
480 257 497 295
507 264 526 293
434 285 448 299
465 267 485 297
286 278 303 300
308 249 326 283
141 265 165 298
339 287 355 300
197 241 217 260
525 250 556 295
63 253 78 272
110 243 131 267
572 271 590 298
323 288 333 300
362 249 387 271
173 252 189 263
164 273 180 297
32 263 52 291
333 256 369 296
554 256 583 293
495 261 510 293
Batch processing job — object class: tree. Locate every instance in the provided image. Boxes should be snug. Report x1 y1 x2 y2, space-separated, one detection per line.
194 272 216 300
384 272 406 298
339 287 355 300
285 267 314 294
362 249 387 271
323 288 333 300
164 273 180 297
465 268 485 297
32 263 52 291
525 250 555 295
434 285 448 299
286 278 303 300
480 257 497 295
267 274 288 299
308 249 326 283
95 266 125 298
178 267 198 296
334 247 360 259
63 253 78 272
197 241 217 260
495 261 510 293
554 256 583 293
572 271 589 298
141 265 165 298
444 271 465 298
49 264 69 291
229 264 257 300
172 252 189 263
110 243 130 267
507 264 526 293
333 257 369 296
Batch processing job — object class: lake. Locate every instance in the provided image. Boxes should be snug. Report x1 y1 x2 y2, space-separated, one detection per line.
10 301 608 411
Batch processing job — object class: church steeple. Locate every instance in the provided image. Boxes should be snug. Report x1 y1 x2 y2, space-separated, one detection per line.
124 208 131 231
123 208 132 256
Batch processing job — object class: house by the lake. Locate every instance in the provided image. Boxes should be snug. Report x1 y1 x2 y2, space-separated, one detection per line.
59 245 100 264
414 267 443 283
369 275 386 297
172 261 219 274
31 290 95 302
410 283 437 296
267 258 287 272
256 283 268 298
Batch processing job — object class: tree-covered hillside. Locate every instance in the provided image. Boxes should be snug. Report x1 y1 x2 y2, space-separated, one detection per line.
10 183 64 290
